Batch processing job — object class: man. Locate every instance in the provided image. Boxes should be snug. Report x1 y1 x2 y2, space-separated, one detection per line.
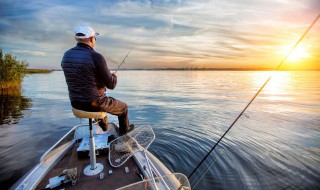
61 25 134 135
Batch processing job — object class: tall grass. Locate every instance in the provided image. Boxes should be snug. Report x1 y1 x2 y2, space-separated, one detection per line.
0 49 28 94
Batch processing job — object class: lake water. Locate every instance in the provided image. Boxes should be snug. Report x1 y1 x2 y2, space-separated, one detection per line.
0 70 319 189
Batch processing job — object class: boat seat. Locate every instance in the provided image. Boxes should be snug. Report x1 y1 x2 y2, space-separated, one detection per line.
71 107 106 176
72 108 106 119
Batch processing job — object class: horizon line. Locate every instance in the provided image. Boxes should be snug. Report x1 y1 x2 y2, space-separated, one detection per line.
33 68 320 71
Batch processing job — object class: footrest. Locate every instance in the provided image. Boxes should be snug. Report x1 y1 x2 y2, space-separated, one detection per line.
77 134 110 158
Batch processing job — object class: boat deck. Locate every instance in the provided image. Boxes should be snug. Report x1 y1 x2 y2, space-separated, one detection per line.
36 143 142 190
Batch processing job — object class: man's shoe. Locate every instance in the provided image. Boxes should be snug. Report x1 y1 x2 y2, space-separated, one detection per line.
99 122 108 131
119 124 135 136
127 124 135 133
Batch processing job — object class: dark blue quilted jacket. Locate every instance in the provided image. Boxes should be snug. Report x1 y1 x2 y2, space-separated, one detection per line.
61 43 117 103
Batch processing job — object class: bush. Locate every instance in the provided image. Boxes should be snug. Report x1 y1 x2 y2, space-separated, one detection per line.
0 49 28 91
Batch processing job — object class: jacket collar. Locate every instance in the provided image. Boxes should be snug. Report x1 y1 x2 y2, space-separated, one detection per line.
77 43 93 50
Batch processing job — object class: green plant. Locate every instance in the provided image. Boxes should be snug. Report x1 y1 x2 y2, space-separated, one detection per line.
0 49 28 91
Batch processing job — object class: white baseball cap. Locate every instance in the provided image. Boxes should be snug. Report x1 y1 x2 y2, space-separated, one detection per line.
75 25 99 39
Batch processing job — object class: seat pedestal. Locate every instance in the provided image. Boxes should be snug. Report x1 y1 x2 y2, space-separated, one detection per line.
83 163 104 176
72 108 106 176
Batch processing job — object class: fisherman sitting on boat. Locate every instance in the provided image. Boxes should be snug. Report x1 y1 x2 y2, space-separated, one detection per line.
61 25 134 135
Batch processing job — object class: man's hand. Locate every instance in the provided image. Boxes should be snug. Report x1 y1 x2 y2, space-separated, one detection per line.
113 72 118 77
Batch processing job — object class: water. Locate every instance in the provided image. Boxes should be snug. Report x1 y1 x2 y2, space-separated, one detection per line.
0 71 319 189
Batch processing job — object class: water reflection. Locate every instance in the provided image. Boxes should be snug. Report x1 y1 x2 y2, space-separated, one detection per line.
0 90 31 125
250 71 294 101
263 72 294 101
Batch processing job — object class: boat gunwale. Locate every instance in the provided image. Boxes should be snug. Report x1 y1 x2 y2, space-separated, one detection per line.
40 125 80 162
11 141 75 190
12 125 81 190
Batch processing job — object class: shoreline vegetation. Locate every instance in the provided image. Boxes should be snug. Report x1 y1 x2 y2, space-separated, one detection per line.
0 49 52 94
0 50 28 94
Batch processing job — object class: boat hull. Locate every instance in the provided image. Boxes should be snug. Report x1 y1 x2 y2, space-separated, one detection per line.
11 124 188 190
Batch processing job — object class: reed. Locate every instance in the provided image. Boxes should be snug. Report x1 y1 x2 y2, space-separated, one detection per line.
0 49 28 94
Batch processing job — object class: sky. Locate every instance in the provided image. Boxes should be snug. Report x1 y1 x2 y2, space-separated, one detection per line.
0 0 319 70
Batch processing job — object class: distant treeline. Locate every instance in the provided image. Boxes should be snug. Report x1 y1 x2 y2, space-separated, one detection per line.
151 67 274 71
120 67 320 71
26 69 53 74
119 68 275 71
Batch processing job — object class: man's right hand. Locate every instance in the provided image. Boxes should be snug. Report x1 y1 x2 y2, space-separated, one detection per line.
112 72 118 77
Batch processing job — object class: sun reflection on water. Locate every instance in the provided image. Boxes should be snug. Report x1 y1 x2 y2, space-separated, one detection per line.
263 72 294 101
252 71 294 101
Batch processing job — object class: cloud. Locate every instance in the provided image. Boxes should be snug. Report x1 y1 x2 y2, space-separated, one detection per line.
13 50 47 56
0 0 319 69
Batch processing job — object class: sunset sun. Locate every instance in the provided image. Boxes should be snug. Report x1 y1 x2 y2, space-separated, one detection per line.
287 46 310 63
277 44 314 70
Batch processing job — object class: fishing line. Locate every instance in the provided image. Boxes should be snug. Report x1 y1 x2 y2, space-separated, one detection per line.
192 148 225 190
115 48 134 72
187 13 320 181
109 60 120 67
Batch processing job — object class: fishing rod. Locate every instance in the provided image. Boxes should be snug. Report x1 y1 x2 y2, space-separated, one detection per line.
115 48 133 72
187 13 320 181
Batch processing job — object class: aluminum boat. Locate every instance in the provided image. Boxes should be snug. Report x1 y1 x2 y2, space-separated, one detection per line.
11 121 190 190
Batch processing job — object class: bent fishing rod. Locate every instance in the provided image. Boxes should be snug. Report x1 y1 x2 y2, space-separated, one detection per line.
187 13 320 180
115 48 134 72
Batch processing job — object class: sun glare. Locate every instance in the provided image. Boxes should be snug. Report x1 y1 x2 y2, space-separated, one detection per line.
276 44 312 70
286 46 310 62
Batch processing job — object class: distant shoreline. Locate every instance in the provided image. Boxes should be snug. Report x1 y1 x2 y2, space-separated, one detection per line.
26 69 53 74
119 68 320 71
47 68 320 71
